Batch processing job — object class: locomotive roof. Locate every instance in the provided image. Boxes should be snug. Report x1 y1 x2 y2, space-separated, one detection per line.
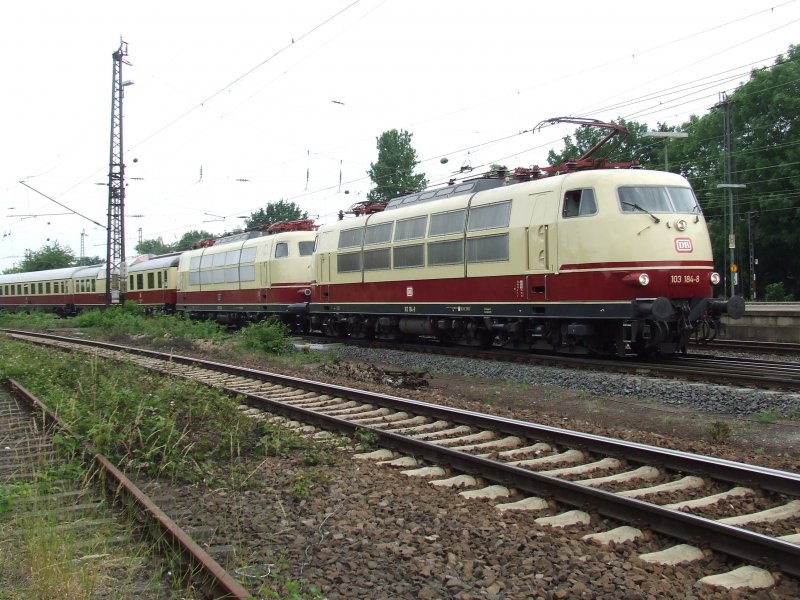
384 177 507 211
128 253 182 272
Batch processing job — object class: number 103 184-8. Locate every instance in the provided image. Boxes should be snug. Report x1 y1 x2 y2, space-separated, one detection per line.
670 274 700 285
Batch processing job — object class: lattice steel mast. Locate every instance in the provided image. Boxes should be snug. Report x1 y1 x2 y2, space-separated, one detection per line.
106 40 130 305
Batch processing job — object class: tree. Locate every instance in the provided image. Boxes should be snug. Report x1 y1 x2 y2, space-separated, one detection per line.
367 129 427 203
74 255 103 266
244 200 307 229
8 242 76 273
546 119 657 169
135 237 172 256
173 230 215 251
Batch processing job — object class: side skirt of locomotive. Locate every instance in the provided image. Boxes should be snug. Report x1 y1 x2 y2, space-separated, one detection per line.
301 296 744 357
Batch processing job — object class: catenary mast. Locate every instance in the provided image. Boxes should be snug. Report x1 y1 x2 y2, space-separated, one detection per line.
106 40 129 305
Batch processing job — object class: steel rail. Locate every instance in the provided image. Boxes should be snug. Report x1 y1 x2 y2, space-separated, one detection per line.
6 378 251 600
7 330 800 577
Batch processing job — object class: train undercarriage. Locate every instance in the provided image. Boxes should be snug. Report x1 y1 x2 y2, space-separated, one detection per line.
306 295 745 357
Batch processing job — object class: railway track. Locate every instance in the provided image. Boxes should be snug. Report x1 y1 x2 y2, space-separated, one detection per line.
6 329 800 592
0 377 250 599
299 335 800 392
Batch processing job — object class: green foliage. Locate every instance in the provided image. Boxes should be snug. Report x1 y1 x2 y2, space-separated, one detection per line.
705 420 732 443
763 282 795 302
367 129 428 202
0 310 62 330
245 200 307 230
237 320 294 355
755 410 778 424
2 241 76 274
134 237 173 256
0 338 263 483
68 301 226 341
173 229 215 251
353 427 379 447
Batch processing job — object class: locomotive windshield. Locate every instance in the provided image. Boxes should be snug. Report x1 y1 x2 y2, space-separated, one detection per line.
618 186 701 214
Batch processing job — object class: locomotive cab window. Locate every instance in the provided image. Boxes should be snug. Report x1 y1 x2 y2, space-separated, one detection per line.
563 189 597 218
275 242 289 258
618 186 671 213
299 241 315 256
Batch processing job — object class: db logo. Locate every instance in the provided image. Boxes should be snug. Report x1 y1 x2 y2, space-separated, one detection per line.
675 238 693 253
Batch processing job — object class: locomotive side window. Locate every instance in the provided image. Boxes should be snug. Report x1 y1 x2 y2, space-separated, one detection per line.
467 200 512 231
212 253 226 267
190 256 201 269
225 250 241 265
338 227 364 249
467 234 509 263
364 222 393 245
189 272 200 285
299 241 315 256
240 265 256 281
200 254 213 268
428 239 464 265
337 252 361 273
393 244 424 268
225 267 239 283
275 242 289 258
363 248 391 270
394 216 427 241
429 209 466 237
240 247 257 263
563 189 597 218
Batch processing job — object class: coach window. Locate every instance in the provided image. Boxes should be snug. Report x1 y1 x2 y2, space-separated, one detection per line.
137 274 144 289
337 252 361 273
363 248 391 270
468 200 512 231
91 280 96 292
37 283 43 294
275 242 289 258
157 271 163 288
338 227 364 249
394 216 427 241
364 222 393 245
45 282 50 294
563 189 597 218
18 284 23 295
129 275 135 290
393 244 424 268
240 247 257 263
299 240 315 256
427 239 464 265
145 273 153 289
225 250 241 265
467 234 509 263
429 209 466 237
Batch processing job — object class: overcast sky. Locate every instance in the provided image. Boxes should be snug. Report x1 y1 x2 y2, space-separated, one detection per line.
1 0 797 271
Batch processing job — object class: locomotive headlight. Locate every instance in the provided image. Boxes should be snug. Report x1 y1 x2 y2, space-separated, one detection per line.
710 272 721 285
623 272 650 287
675 219 687 231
